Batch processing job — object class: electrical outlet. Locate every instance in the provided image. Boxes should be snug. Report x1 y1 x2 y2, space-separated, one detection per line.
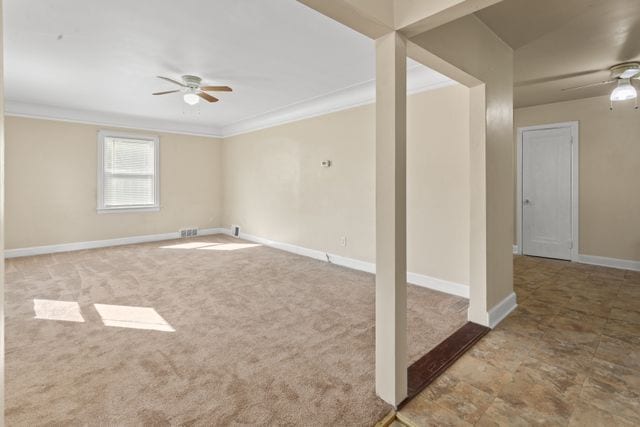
339 236 347 247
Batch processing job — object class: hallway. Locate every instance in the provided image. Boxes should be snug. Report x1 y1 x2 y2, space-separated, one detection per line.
398 256 640 426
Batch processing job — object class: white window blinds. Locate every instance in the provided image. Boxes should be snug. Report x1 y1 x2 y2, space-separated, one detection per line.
98 132 159 212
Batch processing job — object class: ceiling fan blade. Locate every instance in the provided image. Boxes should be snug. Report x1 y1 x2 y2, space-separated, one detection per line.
561 80 616 91
197 92 219 103
156 76 186 87
200 85 233 92
152 90 180 95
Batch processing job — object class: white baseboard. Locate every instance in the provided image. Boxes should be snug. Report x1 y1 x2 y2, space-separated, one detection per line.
487 292 517 328
5 226 471 299
326 253 376 274
221 229 330 263
577 254 640 272
4 227 227 259
227 229 469 299
407 272 469 298
515 246 638 272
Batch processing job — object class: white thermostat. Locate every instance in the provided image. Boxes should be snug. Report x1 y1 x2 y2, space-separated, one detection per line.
321 160 332 167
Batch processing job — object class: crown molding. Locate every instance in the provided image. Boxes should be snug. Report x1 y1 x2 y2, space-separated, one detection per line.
5 67 454 139
222 66 454 137
4 101 225 139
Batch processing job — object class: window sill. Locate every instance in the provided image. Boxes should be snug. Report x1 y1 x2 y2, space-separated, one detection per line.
97 206 160 214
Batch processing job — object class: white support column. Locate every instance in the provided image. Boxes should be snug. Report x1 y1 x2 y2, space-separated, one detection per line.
468 84 489 325
375 31 408 407
0 0 5 418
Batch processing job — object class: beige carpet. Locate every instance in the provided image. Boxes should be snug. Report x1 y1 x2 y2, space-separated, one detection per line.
5 234 467 426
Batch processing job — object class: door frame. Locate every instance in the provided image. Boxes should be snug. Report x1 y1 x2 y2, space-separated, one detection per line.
516 121 579 261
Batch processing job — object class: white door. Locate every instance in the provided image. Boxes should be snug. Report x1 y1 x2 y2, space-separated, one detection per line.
522 127 573 260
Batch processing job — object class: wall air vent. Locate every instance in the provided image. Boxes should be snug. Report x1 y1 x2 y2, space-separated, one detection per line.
180 228 198 238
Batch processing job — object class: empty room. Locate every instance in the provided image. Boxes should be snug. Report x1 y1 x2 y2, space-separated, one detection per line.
2 0 639 426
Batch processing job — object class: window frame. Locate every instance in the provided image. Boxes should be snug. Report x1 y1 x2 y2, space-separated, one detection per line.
97 130 160 213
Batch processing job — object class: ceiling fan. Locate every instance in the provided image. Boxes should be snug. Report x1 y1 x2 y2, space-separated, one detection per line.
153 75 232 105
562 62 639 109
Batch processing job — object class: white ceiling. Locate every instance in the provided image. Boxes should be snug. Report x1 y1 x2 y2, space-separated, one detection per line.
4 0 451 137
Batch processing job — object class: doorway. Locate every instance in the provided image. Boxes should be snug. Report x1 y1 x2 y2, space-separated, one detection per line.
516 122 579 261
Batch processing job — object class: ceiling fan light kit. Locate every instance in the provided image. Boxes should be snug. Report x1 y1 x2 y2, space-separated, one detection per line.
609 64 639 110
609 63 639 110
561 62 639 111
153 74 233 106
609 76 638 111
610 79 637 101
183 91 200 106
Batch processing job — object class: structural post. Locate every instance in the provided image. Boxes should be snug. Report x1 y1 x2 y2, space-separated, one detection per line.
375 31 408 407
467 84 489 325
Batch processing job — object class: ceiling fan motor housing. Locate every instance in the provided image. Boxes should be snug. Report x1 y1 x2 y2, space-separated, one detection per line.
610 62 640 79
182 75 202 89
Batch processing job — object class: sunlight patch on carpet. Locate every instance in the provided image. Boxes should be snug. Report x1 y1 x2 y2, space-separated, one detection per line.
94 304 175 332
33 299 85 323
198 243 261 251
159 242 221 249
160 241 261 251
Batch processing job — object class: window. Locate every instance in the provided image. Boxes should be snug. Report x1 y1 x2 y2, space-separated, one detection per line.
97 131 159 212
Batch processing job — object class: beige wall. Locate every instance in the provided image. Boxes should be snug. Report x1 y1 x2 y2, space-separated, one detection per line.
5 117 223 249
408 85 470 284
6 86 471 285
223 84 471 285
515 95 640 262
411 15 514 314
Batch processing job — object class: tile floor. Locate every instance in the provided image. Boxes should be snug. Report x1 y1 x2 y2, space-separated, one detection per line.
398 255 640 426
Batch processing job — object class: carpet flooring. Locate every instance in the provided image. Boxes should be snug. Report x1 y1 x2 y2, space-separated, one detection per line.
5 234 468 426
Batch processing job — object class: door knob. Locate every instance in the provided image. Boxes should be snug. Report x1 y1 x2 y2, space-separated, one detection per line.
524 199 531 205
